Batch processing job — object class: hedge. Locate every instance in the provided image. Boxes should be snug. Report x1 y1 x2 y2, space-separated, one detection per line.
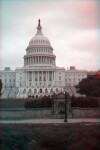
25 96 52 108
71 96 100 108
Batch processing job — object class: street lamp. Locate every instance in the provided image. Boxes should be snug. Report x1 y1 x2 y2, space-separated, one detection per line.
64 91 67 122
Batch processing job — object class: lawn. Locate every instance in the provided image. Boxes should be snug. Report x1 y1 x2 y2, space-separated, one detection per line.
0 123 100 150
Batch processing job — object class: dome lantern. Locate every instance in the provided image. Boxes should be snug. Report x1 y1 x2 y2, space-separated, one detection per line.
36 19 43 35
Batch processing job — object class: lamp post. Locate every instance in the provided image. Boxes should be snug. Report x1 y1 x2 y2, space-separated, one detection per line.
64 91 67 122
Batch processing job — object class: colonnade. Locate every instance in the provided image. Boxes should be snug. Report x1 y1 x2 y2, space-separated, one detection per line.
24 56 55 66
26 71 55 82
27 47 53 54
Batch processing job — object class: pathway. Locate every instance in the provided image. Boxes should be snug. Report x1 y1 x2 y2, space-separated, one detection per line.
0 118 100 124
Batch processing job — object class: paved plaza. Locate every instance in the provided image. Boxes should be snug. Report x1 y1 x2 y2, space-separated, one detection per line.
0 118 100 124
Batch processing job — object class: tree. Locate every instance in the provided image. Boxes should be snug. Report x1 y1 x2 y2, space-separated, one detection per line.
0 79 2 96
76 78 100 97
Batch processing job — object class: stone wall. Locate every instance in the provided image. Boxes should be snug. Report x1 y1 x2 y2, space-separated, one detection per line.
72 107 100 118
0 108 52 120
0 98 100 119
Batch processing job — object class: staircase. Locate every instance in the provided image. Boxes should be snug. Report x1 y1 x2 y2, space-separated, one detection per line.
1 87 11 98
65 86 82 97
70 86 81 97
65 87 73 96
8 87 18 98
1 87 18 99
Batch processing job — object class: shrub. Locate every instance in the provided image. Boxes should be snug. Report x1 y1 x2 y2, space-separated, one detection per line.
25 96 53 108
71 96 100 108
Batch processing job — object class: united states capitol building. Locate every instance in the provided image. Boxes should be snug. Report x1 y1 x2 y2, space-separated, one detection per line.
0 20 87 98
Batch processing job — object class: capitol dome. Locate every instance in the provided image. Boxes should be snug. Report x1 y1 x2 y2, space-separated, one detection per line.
24 19 56 67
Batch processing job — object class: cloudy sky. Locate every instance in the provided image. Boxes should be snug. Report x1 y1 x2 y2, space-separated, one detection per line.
0 0 100 71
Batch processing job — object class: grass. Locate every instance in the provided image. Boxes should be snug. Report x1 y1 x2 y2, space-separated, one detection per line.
0 123 100 150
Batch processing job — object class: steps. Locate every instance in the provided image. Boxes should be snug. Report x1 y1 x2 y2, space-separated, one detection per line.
1 87 11 98
1 87 18 99
8 87 18 98
65 86 82 97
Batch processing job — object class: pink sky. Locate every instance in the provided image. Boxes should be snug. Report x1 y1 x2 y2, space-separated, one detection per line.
1 1 100 71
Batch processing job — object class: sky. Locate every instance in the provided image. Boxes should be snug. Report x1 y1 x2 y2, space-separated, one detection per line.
0 0 100 71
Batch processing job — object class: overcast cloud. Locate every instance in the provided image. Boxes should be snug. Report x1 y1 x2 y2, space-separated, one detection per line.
1 1 100 71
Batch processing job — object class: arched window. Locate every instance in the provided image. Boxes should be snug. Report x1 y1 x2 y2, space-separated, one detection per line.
43 76 46 81
50 88 53 93
45 89 48 93
23 89 26 93
36 95 38 99
29 89 32 93
56 88 59 93
40 88 42 93
34 89 37 93
39 76 42 81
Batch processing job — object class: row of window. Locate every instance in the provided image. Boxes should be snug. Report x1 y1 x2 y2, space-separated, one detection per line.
0 75 15 77
65 78 81 82
4 79 15 83
66 74 86 77
30 39 49 44
27 48 52 54
20 88 59 94
25 56 55 65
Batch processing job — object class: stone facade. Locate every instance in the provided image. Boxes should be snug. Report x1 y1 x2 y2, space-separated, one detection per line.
72 107 100 118
0 20 87 98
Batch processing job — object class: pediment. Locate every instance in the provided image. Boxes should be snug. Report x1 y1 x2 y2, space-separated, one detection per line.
56 92 65 99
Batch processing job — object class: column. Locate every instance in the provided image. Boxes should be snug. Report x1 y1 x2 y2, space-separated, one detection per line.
27 71 28 81
46 71 47 81
38 72 39 82
48 57 49 64
39 57 40 64
42 71 43 85
31 57 32 64
36 56 37 63
53 71 54 80
47 57 48 64
49 57 50 64
52 71 53 81
28 57 30 64
40 57 41 64
30 57 31 64
46 57 47 64
42 56 43 64
43 57 44 64
32 57 33 64
29 57 31 64
32 72 33 81
26 72 27 81
46 71 48 80
27 58 28 65
48 71 49 81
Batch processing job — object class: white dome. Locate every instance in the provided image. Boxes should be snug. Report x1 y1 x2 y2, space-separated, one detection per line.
24 19 56 67
29 34 51 46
